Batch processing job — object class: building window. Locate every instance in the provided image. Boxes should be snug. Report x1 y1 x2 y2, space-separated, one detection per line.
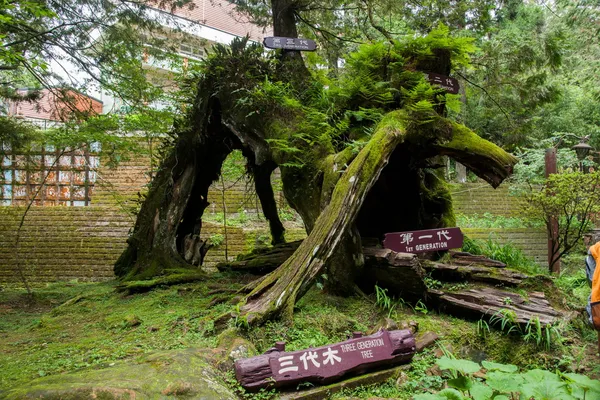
179 43 204 59
0 143 100 206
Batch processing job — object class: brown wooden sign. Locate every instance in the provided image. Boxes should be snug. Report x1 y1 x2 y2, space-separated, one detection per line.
263 37 317 51
383 227 463 254
234 329 415 390
424 72 459 94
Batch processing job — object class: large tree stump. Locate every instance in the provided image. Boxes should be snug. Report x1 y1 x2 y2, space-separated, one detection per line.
359 248 427 301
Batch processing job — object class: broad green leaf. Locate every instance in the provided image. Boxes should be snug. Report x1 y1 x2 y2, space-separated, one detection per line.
493 396 510 400
439 388 467 400
471 382 494 400
522 369 561 384
486 371 524 393
448 376 473 391
563 373 600 393
568 383 586 400
436 357 481 374
519 381 575 400
482 360 518 373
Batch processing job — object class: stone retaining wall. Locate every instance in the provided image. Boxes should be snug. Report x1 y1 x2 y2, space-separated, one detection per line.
0 154 546 283
451 183 524 217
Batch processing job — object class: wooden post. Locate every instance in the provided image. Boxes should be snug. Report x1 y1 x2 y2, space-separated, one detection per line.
545 148 560 274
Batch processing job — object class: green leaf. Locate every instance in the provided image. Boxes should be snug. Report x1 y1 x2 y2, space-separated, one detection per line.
486 371 524 393
519 381 575 400
438 388 467 400
493 396 510 400
436 357 481 374
448 376 474 392
563 373 600 393
522 369 561 384
471 382 494 400
481 360 518 373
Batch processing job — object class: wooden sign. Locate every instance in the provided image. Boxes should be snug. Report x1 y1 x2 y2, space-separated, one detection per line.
424 72 459 94
263 37 317 51
383 227 463 254
235 329 415 390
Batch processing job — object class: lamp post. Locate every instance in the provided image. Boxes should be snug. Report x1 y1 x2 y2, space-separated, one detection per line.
572 137 593 173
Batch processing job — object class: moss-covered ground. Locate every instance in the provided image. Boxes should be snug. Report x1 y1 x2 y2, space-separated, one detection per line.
0 268 598 399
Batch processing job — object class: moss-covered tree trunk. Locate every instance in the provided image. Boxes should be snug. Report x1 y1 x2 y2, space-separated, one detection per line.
114 0 518 325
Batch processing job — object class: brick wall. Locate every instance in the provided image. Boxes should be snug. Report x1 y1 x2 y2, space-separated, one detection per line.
462 228 547 266
0 160 548 283
451 182 525 217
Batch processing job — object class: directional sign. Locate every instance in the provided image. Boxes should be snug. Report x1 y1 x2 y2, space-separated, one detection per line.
263 37 317 51
383 227 463 254
423 72 460 94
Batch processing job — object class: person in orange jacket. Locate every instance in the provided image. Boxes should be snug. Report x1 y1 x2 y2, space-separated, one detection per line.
584 242 600 352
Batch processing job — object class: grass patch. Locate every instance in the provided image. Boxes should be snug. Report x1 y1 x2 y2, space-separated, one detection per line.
1 272 598 396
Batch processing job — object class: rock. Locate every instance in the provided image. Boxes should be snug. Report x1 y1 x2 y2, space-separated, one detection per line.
123 314 142 328
399 320 419 333
426 364 442 377
215 328 258 372
369 317 398 333
415 332 439 352
396 371 409 386
3 348 237 399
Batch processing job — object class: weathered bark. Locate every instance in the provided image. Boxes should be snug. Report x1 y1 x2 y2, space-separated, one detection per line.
239 111 412 324
423 262 528 286
360 248 427 302
448 251 507 268
428 288 560 326
252 160 286 245
435 122 517 188
216 241 302 274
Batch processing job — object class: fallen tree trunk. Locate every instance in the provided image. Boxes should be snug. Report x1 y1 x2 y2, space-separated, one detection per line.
218 241 303 274
422 262 528 286
428 287 560 326
448 251 507 268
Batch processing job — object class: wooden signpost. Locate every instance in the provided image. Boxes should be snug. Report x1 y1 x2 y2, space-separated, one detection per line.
383 227 463 254
263 37 317 51
423 72 459 94
235 329 415 390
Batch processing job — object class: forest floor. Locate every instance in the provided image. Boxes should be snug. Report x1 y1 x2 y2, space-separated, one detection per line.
0 266 598 399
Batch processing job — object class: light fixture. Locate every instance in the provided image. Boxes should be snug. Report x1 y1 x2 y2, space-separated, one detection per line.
572 137 593 161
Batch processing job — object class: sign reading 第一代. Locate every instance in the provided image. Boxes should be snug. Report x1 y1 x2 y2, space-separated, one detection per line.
263 37 317 51
383 227 463 254
423 72 459 94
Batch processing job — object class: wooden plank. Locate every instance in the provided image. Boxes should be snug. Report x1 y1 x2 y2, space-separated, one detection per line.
235 329 415 391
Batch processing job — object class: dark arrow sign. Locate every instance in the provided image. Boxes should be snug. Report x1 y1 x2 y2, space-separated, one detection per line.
263 37 317 51
423 72 460 94
383 227 464 254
